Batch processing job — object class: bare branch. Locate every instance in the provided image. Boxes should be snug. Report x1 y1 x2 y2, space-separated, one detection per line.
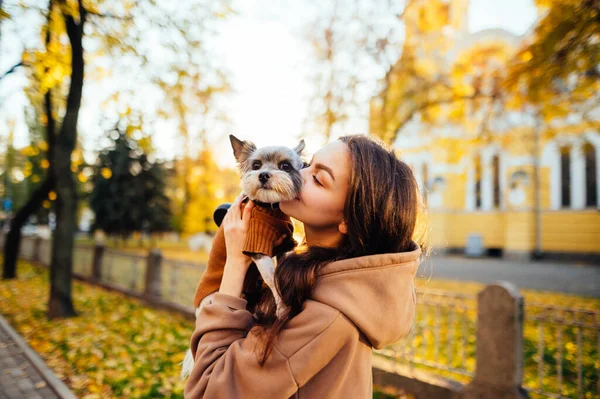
0 61 23 81
86 10 133 21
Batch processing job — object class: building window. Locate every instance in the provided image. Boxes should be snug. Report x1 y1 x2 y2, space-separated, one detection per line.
492 154 501 208
584 142 597 207
474 154 482 209
560 146 571 208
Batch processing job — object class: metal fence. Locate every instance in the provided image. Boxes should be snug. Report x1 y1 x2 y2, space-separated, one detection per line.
5 235 600 398
525 303 600 399
375 289 477 381
161 258 206 306
101 250 147 293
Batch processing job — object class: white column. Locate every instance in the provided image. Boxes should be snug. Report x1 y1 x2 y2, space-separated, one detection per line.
571 143 585 209
481 152 493 211
499 154 507 210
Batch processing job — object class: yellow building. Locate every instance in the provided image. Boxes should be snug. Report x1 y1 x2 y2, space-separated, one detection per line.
370 0 600 260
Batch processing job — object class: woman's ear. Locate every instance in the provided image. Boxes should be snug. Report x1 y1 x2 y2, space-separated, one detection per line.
338 221 348 235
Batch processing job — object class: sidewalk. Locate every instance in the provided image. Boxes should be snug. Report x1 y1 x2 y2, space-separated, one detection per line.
0 314 76 399
424 254 600 297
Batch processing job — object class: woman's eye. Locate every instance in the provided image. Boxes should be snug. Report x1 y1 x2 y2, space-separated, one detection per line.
313 175 322 186
252 161 262 170
279 162 291 171
302 162 310 169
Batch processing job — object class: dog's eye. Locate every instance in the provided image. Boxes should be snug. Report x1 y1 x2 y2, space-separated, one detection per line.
252 161 262 170
279 162 292 172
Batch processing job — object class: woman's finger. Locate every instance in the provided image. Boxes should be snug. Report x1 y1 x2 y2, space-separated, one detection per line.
228 194 242 219
224 195 241 226
242 200 254 228
230 193 246 219
232 192 245 206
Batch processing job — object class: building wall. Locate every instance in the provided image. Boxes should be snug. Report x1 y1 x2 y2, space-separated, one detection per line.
411 130 600 256
374 1 600 258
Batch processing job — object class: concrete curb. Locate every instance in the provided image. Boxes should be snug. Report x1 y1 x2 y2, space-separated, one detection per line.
0 314 77 399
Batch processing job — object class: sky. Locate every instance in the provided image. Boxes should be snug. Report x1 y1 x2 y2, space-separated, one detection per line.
0 0 538 169
208 0 539 166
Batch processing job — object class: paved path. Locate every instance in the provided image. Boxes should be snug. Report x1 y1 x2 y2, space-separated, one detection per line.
421 255 600 297
0 314 76 399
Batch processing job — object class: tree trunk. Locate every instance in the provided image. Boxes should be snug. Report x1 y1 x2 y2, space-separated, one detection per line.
47 3 85 319
2 178 54 279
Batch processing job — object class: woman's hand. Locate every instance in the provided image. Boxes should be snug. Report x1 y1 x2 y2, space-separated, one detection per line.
219 193 255 297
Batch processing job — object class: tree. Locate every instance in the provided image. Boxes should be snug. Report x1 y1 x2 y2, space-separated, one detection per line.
179 145 222 235
502 0 600 256
136 154 172 235
304 0 413 143
504 0 599 127
46 0 86 318
90 127 172 240
1 1 63 281
369 0 489 145
1 0 233 319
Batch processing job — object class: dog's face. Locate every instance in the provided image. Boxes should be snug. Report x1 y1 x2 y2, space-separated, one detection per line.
230 135 305 203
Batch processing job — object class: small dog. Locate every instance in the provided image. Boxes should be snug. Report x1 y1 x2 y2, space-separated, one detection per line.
180 135 305 379
227 134 304 314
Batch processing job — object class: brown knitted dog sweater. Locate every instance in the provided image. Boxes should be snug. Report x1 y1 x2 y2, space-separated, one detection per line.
193 202 293 308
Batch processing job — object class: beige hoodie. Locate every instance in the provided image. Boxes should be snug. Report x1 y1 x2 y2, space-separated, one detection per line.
184 243 421 398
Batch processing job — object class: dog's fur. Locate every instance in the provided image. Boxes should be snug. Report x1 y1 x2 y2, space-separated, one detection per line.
180 135 305 380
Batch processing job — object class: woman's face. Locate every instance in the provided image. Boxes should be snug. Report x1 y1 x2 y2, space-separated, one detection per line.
280 140 351 229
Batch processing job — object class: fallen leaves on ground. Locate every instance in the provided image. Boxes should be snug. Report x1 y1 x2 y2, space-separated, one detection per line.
0 260 192 398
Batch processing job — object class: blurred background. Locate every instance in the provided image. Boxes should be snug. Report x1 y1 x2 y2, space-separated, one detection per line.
1 0 597 259
0 0 599 398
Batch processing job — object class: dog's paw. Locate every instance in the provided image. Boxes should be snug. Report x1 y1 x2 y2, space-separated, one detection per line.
252 255 276 290
180 349 195 380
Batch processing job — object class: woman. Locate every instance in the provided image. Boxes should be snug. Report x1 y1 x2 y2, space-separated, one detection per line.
184 135 425 398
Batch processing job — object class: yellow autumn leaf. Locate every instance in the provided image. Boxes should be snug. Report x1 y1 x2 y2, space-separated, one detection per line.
521 51 533 62
101 168 112 179
0 9 11 20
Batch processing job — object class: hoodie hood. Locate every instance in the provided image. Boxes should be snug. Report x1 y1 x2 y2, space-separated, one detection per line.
310 242 421 349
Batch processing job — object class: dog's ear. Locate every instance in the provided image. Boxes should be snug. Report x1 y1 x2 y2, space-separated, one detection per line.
293 139 305 155
229 135 256 163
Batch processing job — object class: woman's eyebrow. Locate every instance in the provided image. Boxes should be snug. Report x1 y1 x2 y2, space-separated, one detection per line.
315 163 335 181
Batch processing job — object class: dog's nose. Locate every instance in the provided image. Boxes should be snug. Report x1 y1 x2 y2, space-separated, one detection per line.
259 172 271 184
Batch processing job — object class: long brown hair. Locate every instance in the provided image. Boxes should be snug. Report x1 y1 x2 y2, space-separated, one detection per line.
252 135 427 365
